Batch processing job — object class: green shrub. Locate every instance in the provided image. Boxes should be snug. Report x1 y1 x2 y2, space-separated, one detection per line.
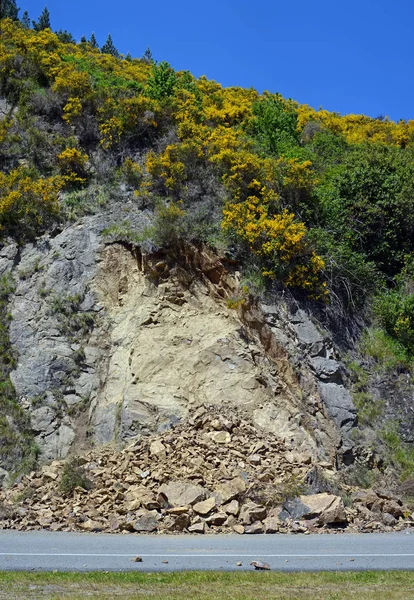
359 328 410 371
380 423 414 481
247 94 300 156
59 457 92 496
369 254 414 359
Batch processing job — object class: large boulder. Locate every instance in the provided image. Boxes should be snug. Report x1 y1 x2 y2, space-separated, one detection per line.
280 493 346 525
158 481 206 507
215 477 246 504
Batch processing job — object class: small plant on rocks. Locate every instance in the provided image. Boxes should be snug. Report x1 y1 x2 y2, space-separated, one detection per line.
59 457 92 496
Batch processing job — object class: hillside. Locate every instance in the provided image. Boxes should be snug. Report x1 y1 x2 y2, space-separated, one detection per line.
0 8 413 534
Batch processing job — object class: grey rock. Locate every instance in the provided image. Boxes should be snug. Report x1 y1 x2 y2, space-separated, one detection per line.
310 358 342 383
319 383 357 433
244 521 264 534
0 242 18 276
280 493 346 524
383 512 398 527
293 320 324 348
239 502 267 525
133 513 158 532
31 407 56 435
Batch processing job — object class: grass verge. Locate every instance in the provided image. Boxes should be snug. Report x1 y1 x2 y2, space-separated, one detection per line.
0 571 413 600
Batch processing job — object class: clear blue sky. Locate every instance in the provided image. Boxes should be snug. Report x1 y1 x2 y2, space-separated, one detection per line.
22 0 414 121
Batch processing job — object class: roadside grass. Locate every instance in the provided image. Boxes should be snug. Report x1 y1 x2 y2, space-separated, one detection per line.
0 571 413 600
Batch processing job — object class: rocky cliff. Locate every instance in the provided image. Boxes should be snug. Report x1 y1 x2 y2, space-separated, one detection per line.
0 205 358 471
0 203 412 533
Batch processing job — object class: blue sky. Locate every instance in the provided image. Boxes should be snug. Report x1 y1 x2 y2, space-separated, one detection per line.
22 0 414 121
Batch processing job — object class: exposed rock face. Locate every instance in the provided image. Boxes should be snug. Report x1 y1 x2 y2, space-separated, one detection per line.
3 212 357 471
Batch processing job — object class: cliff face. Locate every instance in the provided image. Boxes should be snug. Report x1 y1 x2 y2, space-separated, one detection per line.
0 209 359 477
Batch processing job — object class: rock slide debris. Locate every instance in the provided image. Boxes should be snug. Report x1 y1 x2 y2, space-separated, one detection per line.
0 406 410 535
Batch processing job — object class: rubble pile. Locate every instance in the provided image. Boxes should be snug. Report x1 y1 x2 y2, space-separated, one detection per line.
0 406 412 534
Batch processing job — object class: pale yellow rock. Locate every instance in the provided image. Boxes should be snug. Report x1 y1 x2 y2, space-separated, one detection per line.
193 497 216 515
206 431 231 444
91 245 338 461
158 481 206 507
216 477 246 504
150 440 167 460
233 524 245 534
299 493 346 524
223 500 239 516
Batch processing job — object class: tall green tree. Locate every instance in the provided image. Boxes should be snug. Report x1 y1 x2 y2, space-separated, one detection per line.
89 32 99 48
20 9 30 28
32 6 50 31
101 34 119 57
0 0 19 20
56 29 75 43
247 94 300 156
142 47 153 64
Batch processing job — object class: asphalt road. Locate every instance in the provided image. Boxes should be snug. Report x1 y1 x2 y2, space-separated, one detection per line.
0 530 413 572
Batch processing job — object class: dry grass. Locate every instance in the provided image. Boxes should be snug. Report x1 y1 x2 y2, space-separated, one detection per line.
0 571 413 599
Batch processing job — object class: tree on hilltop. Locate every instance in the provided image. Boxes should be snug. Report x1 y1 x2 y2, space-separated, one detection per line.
89 32 99 48
21 9 30 28
56 29 75 43
101 34 119 57
0 0 20 20
32 6 51 31
142 47 154 64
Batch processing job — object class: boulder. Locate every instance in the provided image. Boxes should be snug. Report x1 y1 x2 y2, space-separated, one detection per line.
263 516 280 534
193 497 216 516
79 519 104 531
382 500 404 519
223 500 239 516
239 502 267 525
383 512 398 527
158 481 206 507
133 512 158 532
206 431 232 444
215 477 246 504
166 513 191 532
205 512 227 526
280 493 346 525
188 521 205 533
244 521 264 534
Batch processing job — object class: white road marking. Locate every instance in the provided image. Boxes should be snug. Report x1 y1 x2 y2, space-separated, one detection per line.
1 553 414 558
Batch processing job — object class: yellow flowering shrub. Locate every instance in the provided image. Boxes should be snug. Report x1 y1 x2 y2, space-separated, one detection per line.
0 118 13 145
0 167 64 236
62 97 83 124
297 104 414 148
57 148 89 183
222 197 327 298
98 96 159 148
146 140 204 194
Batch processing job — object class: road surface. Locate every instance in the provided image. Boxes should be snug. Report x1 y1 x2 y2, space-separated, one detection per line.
0 530 413 572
